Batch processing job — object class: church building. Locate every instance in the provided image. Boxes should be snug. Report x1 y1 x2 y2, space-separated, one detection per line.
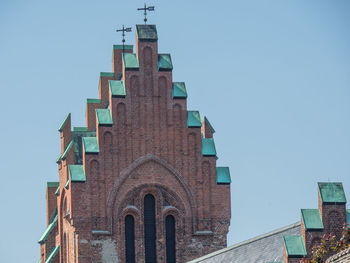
38 23 231 263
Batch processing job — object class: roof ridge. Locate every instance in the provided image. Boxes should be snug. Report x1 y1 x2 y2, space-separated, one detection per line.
188 222 301 262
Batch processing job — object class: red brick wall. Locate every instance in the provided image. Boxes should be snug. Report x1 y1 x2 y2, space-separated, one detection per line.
50 25 231 263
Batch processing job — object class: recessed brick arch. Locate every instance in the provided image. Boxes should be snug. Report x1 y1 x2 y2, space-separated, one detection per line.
106 153 197 234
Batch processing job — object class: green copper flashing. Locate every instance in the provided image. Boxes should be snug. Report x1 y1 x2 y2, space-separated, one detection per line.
172 82 187 99
216 167 231 184
301 209 324 230
68 165 86 182
54 186 60 196
187 111 201 128
96 109 113 126
87 98 101 104
283 236 307 257
122 53 139 70
202 138 217 156
100 72 114 77
113 44 133 50
58 113 71 132
47 182 59 188
61 141 73 160
73 127 89 132
82 137 99 154
204 116 216 133
38 215 58 244
158 54 173 71
56 154 62 164
45 245 60 263
136 24 158 41
109 80 126 98
318 182 346 204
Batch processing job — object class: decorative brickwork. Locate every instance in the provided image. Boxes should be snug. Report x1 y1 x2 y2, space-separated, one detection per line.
38 24 231 263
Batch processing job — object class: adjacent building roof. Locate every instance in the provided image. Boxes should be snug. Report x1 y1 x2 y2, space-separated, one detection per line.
188 222 301 263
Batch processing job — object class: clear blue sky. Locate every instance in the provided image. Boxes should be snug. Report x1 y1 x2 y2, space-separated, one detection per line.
0 0 349 261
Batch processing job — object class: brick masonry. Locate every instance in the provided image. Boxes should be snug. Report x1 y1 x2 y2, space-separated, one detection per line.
39 24 231 263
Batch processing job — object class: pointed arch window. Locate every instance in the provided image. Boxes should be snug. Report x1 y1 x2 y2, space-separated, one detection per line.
125 215 135 263
144 194 157 263
165 215 176 263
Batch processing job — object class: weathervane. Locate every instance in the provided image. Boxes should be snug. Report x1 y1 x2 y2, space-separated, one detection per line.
137 3 155 24
116 25 132 52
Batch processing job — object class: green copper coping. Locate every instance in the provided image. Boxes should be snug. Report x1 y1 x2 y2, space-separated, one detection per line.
114 44 133 50
65 180 69 189
122 53 139 70
347 209 350 226
100 72 114 77
73 127 89 132
56 154 62 164
301 209 324 230
187 111 201 128
61 141 73 160
318 182 346 204
87 98 101 104
58 113 71 132
216 167 231 184
204 116 216 133
172 82 187 99
38 215 58 244
283 235 307 257
109 80 126 98
202 138 217 156
136 24 158 41
96 109 113 126
54 186 60 196
82 137 99 154
45 245 60 263
68 165 86 182
47 182 59 188
158 54 173 71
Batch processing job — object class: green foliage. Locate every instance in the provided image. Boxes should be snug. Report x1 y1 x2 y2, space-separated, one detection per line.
300 223 350 263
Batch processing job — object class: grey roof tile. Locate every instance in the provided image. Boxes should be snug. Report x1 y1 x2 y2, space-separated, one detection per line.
188 222 301 263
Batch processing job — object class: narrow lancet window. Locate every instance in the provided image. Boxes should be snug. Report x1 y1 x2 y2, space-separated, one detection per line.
144 194 157 263
125 215 135 263
166 215 176 263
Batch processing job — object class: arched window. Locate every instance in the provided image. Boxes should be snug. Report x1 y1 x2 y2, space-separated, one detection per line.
144 194 157 263
165 215 176 263
125 215 135 263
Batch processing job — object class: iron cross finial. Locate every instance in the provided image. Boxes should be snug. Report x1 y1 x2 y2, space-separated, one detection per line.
116 25 132 52
137 3 155 24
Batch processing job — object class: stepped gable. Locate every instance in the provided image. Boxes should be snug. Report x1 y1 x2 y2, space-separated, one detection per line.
38 24 231 263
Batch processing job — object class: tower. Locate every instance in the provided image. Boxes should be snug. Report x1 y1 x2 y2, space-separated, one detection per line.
38 24 231 263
